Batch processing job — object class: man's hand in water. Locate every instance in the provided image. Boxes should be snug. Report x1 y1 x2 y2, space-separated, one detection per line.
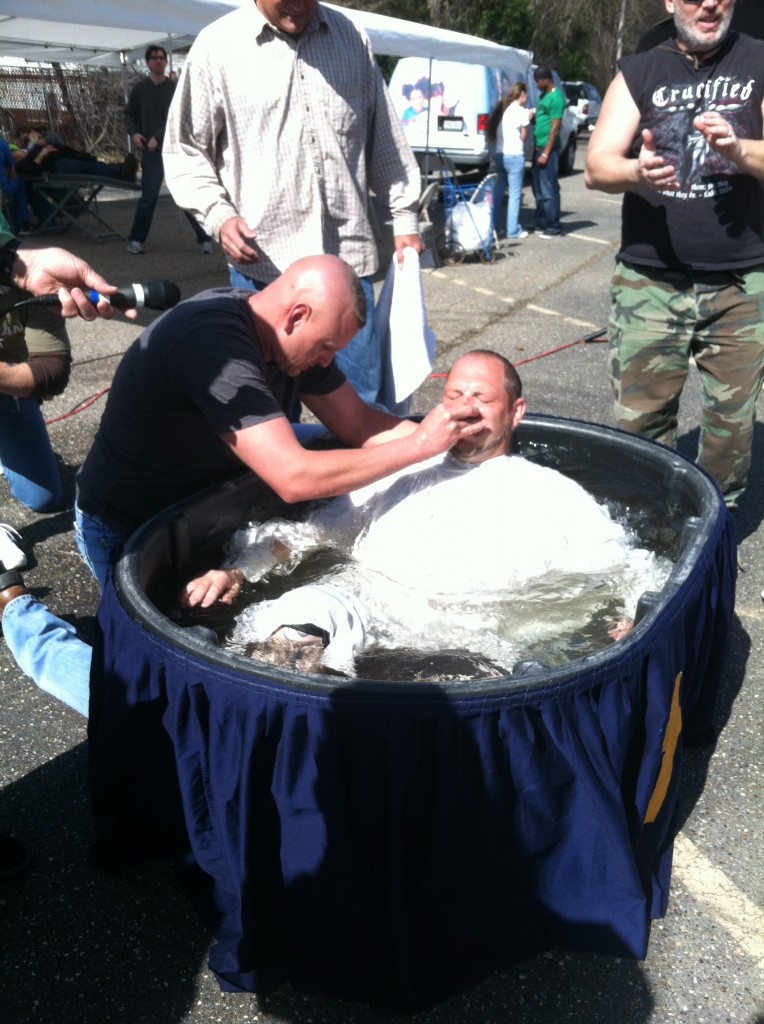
608 617 634 641
180 568 245 608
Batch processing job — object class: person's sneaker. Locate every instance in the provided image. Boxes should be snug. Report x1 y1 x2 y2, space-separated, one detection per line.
0 835 30 882
0 524 26 571
127 239 144 254
509 230 528 239
199 240 214 255
538 231 562 239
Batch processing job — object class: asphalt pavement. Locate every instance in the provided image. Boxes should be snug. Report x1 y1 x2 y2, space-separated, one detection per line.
1 142 762 1024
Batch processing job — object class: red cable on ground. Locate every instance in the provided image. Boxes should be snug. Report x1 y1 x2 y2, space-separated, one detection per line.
44 387 111 426
42 331 608 424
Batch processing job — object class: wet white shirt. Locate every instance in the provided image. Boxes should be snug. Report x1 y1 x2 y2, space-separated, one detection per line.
229 454 665 675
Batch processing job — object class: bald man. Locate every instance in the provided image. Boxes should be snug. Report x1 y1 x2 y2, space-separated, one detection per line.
0 260 478 717
75 255 478 587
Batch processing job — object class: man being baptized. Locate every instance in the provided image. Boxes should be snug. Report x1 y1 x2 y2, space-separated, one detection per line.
181 351 669 676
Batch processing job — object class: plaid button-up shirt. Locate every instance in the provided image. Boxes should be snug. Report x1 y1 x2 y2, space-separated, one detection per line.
165 2 421 282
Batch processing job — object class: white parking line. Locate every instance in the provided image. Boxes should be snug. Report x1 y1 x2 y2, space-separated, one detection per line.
673 832 764 971
564 232 612 245
526 304 600 331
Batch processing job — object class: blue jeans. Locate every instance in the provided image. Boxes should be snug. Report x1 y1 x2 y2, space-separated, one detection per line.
2 593 91 716
0 394 63 512
503 153 526 237
531 148 561 234
3 506 123 716
74 503 123 590
1 179 30 230
229 270 380 407
129 150 210 244
492 153 507 237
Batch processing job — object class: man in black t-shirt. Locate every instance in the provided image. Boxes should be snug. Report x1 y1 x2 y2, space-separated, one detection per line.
75 254 479 589
584 0 764 509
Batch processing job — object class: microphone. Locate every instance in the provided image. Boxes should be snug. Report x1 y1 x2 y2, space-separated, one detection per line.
9 278 182 312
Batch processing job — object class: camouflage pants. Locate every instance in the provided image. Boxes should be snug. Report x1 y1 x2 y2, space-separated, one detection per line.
609 259 764 506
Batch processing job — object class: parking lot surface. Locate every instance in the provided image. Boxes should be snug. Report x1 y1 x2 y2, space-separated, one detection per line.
1 149 762 1023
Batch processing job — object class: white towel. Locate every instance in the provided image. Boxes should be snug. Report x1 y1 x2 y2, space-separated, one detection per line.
377 247 436 415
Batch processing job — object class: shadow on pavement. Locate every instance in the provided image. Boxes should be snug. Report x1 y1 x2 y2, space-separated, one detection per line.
1 744 211 1024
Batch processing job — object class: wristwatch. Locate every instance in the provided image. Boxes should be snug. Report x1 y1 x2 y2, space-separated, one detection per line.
0 239 20 288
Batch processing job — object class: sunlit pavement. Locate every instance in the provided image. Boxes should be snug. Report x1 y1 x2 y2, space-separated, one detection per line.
1 152 762 1024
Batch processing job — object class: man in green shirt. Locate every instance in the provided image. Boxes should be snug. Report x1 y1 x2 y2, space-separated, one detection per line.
531 67 566 238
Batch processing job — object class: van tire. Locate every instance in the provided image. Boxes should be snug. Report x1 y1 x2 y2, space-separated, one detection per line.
559 134 577 176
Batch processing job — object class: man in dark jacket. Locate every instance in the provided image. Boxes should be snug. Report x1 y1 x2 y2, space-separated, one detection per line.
124 45 213 255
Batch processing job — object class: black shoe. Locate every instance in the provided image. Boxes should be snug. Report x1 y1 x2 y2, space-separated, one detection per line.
119 153 139 182
0 835 30 882
0 556 26 619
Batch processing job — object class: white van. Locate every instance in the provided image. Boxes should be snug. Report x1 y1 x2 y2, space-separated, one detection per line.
388 57 526 172
388 57 577 176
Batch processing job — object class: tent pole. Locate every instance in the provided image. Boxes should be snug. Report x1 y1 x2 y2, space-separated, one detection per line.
423 56 433 182
120 51 131 152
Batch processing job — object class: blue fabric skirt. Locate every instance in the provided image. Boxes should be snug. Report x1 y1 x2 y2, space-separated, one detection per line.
88 491 735 1008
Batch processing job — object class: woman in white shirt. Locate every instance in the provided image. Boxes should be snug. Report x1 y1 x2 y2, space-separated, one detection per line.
487 84 530 240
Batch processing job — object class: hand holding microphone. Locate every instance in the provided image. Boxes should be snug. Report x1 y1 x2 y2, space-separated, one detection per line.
8 245 175 321
10 278 182 313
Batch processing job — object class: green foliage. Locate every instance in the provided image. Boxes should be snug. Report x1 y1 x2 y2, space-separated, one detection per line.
473 0 533 49
347 0 668 97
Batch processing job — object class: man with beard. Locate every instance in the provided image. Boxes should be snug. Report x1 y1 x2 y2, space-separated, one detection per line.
585 0 764 510
182 351 653 676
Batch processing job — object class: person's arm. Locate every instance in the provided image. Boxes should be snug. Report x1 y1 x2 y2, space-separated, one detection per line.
536 90 564 166
164 47 241 243
0 361 36 398
7 244 139 320
540 118 561 158
301 379 418 448
179 568 245 608
181 509 342 609
584 72 679 194
0 351 70 400
124 82 146 149
692 99 764 180
222 385 479 505
364 50 424 262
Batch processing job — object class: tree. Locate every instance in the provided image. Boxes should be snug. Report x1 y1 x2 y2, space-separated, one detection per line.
337 0 666 93
528 0 666 90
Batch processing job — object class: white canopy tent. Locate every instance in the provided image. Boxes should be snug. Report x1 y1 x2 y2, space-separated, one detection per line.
0 2 531 74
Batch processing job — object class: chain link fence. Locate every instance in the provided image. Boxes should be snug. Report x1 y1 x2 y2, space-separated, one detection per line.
0 64 141 158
